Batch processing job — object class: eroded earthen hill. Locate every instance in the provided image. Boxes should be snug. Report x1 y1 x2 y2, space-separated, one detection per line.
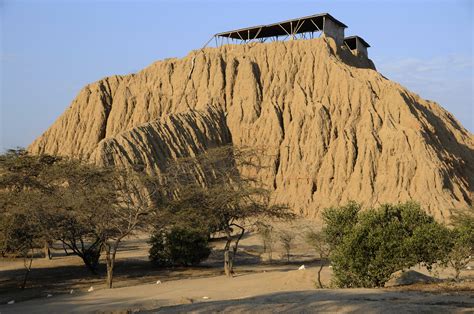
29 38 473 220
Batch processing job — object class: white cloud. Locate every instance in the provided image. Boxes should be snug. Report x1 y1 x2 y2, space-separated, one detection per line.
378 55 472 77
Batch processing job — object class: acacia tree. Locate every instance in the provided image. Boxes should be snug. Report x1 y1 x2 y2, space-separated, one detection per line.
160 146 293 277
50 160 158 288
1 149 159 288
279 230 295 262
101 173 157 288
256 222 275 261
37 158 117 273
0 196 41 289
0 149 59 258
0 149 60 287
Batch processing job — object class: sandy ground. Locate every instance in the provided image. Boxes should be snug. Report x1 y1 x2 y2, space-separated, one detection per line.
1 268 473 313
1 219 473 313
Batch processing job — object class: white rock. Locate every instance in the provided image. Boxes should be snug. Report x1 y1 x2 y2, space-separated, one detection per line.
466 266 472 270
298 265 305 270
70 289 74 294
7 300 15 305
156 280 162 284
46 294 53 298
329 265 333 268
202 296 210 300
88 286 94 292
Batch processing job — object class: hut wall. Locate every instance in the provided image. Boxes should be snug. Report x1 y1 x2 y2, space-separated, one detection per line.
323 19 345 46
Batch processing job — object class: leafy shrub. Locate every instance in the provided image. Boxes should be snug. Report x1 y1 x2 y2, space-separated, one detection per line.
323 202 451 288
441 208 474 280
149 227 211 267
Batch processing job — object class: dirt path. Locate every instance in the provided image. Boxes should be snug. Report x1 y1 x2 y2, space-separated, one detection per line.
155 289 474 313
1 267 473 313
1 222 473 313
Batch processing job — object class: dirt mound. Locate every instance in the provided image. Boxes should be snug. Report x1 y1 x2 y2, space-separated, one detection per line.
385 270 441 287
29 37 474 220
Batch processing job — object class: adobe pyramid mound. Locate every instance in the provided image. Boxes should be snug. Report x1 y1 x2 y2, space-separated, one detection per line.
29 38 474 220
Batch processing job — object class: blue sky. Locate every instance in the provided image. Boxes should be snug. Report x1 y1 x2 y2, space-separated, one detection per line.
1 0 473 151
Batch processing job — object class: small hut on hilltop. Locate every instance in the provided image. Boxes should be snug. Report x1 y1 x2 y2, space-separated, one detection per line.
210 13 370 58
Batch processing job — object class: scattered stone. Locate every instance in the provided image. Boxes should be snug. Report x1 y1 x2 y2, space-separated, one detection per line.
298 265 305 270
202 296 210 300
70 289 74 294
156 280 162 285
180 297 194 304
88 286 94 292
7 300 15 305
46 294 53 298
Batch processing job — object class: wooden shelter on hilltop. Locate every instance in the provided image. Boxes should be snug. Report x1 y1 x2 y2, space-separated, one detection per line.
209 13 370 58
343 35 370 57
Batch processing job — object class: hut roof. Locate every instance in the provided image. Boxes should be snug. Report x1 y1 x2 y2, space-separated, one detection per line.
215 13 347 40
344 36 371 48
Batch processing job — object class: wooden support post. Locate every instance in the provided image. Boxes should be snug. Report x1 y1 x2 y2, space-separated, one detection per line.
201 35 215 49
252 27 262 41
292 21 299 39
310 19 321 32
278 23 291 37
344 41 352 53
295 20 305 34
237 31 245 43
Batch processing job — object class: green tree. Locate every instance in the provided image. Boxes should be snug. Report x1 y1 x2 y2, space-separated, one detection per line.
323 202 451 288
442 208 474 280
322 201 361 248
149 227 211 267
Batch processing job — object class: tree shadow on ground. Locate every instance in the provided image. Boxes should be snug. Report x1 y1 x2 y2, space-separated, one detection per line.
0 257 221 304
146 289 474 313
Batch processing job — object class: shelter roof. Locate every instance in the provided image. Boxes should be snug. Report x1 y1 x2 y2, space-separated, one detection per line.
215 13 347 40
344 35 371 48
